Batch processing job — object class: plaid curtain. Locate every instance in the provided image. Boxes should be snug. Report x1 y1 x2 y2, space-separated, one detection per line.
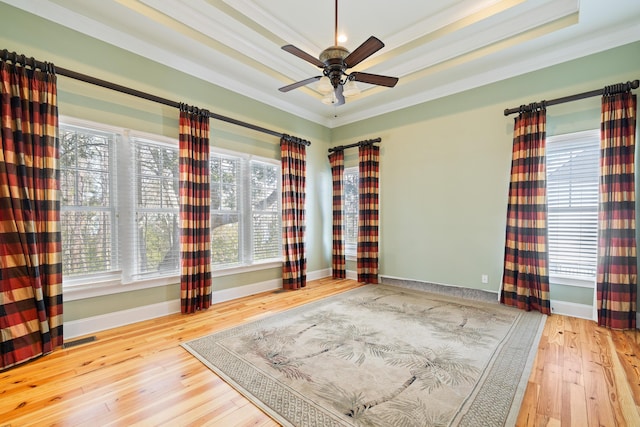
329 150 346 278
0 60 63 370
357 144 380 284
281 137 307 289
179 105 212 314
500 108 551 314
597 89 637 329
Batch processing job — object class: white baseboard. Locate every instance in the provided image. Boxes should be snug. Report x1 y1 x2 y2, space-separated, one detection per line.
550 299 595 320
346 270 357 280
64 299 182 340
64 268 332 340
212 278 281 304
308 268 331 281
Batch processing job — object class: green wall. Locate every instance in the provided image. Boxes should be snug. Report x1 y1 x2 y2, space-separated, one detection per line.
332 41 640 308
2 1 639 320
0 3 331 321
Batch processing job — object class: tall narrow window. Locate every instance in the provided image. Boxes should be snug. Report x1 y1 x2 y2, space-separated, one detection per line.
344 167 359 256
210 153 241 267
134 138 180 277
60 124 117 280
251 160 281 261
546 130 599 285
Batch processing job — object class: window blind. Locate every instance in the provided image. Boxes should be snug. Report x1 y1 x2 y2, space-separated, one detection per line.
211 154 241 266
60 125 118 280
251 160 281 261
546 130 599 281
344 167 358 255
133 138 180 277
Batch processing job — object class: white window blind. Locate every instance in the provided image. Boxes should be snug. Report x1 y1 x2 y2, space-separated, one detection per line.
210 151 282 267
210 153 241 266
59 117 282 291
546 130 599 283
251 160 281 261
133 138 180 278
344 167 358 256
60 124 118 280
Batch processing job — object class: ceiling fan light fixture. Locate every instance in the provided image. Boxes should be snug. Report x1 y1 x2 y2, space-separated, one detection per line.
317 76 333 94
343 79 360 97
321 91 338 105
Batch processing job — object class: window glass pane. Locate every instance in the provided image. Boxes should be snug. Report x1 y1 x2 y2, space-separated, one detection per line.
135 212 180 273
134 140 180 276
212 213 240 265
251 161 280 260
211 154 241 266
59 125 117 278
61 210 114 276
253 213 280 260
547 131 599 281
344 168 359 252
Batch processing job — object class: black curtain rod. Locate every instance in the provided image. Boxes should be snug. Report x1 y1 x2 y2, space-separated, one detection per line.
328 137 381 153
0 49 311 146
504 79 639 116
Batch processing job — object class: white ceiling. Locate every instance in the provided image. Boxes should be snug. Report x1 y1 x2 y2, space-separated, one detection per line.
4 0 640 127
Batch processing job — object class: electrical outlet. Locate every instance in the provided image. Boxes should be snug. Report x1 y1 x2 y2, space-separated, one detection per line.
481 274 488 284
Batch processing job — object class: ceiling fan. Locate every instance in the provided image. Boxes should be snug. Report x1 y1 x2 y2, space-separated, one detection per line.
278 0 399 105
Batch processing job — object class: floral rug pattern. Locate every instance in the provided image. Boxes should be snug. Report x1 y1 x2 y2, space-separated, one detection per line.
182 284 545 427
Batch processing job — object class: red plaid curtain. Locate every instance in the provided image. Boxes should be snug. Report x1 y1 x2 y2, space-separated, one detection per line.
0 60 63 370
329 150 346 278
597 89 637 329
179 105 212 313
501 108 551 314
281 137 307 289
357 144 379 284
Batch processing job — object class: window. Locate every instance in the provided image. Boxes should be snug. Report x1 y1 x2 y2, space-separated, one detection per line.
60 124 118 281
546 130 599 286
250 160 281 261
344 167 358 256
210 151 282 267
59 118 282 293
133 139 180 277
210 154 241 266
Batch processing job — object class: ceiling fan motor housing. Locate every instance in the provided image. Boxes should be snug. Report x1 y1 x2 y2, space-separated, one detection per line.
320 45 349 88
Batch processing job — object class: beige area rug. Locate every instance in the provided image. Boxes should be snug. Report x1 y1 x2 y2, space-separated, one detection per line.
182 284 545 427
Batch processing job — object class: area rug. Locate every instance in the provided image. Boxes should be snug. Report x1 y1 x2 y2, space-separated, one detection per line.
182 284 545 427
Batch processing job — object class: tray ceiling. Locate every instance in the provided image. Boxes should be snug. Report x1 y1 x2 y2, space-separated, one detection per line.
3 0 639 127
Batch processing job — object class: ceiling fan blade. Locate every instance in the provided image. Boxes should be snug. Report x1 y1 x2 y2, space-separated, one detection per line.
335 85 345 106
281 45 325 68
351 72 399 88
279 76 322 92
344 36 384 68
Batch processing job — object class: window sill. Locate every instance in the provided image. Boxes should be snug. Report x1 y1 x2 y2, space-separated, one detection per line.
63 260 282 302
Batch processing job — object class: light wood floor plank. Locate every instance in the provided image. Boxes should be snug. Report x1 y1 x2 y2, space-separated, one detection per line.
1 278 639 426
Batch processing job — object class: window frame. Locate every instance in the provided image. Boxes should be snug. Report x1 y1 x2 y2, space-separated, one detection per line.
59 121 121 288
209 147 282 270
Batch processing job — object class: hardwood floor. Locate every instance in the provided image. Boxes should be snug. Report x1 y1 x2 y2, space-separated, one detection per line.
1 278 639 426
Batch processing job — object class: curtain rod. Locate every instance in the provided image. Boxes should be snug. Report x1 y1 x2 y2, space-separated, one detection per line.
328 137 381 153
0 49 311 146
504 79 639 116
